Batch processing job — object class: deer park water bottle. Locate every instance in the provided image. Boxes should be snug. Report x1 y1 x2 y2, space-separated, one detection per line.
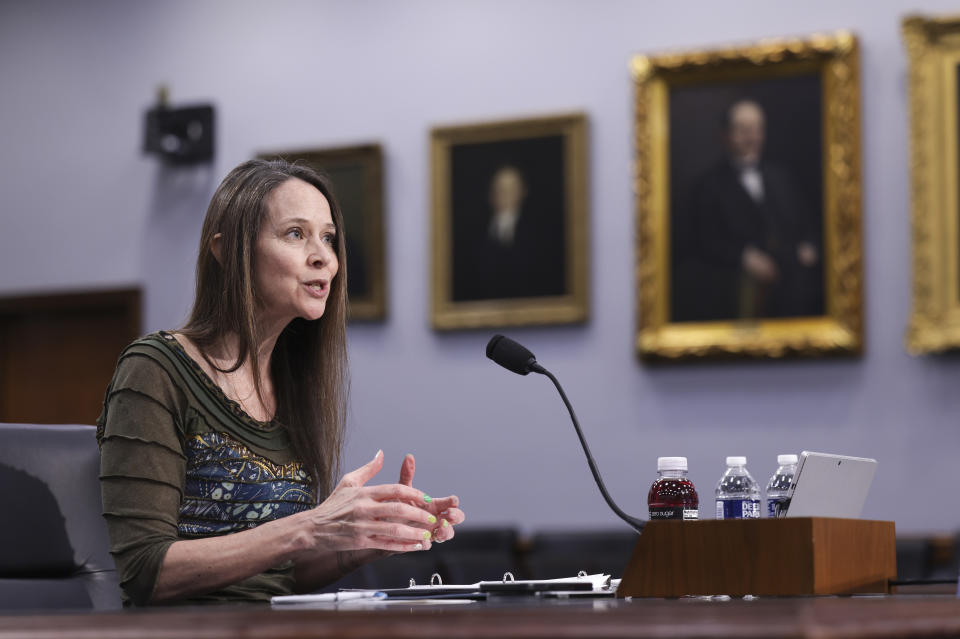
648 457 699 521
765 454 798 518
715 456 760 519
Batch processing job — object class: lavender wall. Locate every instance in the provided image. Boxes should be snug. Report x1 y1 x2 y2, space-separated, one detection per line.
2 0 959 534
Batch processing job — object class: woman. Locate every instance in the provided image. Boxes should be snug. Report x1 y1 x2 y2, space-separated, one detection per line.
97 159 464 605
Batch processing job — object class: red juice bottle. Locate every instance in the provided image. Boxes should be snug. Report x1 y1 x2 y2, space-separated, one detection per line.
648 457 699 521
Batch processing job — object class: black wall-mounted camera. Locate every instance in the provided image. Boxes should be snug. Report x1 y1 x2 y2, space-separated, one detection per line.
143 99 215 165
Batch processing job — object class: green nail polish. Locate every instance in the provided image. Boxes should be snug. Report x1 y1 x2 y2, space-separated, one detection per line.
442 519 449 528
428 515 437 524
424 495 432 503
423 530 431 540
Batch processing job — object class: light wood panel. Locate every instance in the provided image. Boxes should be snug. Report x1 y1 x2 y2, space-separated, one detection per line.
618 517 896 597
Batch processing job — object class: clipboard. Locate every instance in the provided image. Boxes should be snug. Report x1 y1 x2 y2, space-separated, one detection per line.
272 571 614 606
357 571 611 599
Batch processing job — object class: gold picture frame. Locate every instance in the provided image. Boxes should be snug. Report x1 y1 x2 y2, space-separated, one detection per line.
632 31 863 360
904 15 960 353
258 144 386 321
430 113 588 330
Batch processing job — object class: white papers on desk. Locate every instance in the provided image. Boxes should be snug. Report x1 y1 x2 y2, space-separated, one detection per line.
270 573 613 606
474 573 612 592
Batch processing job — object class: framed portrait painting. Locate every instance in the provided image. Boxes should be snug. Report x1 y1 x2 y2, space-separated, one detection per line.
904 15 960 353
257 144 386 321
632 31 863 360
430 113 588 330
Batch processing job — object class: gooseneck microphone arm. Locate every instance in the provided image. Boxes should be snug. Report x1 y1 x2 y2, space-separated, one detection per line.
486 335 646 534
536 366 647 534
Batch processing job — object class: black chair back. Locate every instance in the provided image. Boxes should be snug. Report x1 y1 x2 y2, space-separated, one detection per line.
0 423 120 610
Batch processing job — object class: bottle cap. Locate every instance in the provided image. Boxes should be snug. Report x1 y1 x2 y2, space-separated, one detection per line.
657 456 687 471
778 454 798 465
726 456 747 467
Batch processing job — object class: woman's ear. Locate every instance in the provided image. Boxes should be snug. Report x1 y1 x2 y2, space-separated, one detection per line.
210 233 223 265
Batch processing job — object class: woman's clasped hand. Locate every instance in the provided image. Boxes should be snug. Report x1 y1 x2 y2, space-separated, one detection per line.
294 450 465 557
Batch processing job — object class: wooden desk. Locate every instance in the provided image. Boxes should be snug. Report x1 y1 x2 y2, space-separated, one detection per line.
1 596 959 639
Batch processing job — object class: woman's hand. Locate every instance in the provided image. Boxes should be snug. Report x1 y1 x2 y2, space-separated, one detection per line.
396 453 466 544
295 450 439 556
290 452 468 592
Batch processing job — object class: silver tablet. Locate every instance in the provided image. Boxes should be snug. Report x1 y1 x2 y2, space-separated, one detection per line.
783 451 877 519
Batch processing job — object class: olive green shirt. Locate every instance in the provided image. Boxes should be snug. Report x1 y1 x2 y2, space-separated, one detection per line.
97 332 316 605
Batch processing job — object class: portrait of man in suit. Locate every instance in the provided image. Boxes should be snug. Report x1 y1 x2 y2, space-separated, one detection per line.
669 76 825 322
488 166 526 251
450 136 566 303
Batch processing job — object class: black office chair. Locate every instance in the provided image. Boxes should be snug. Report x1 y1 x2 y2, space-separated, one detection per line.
525 529 639 579
434 527 521 583
0 423 121 610
894 537 930 581
323 527 521 591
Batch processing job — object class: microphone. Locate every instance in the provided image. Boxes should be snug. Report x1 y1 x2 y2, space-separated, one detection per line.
485 334 545 375
485 335 646 534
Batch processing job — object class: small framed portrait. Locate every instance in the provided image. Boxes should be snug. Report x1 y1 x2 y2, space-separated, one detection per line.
430 113 588 330
258 144 386 321
904 15 960 353
632 31 863 360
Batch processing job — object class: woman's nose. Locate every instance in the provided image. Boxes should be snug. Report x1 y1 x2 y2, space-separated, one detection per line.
308 241 334 268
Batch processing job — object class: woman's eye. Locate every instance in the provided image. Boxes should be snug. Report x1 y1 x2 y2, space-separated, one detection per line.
323 233 337 246
287 228 303 240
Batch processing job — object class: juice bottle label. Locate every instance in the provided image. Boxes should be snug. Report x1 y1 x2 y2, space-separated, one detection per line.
649 506 683 520
649 507 700 520
715 499 760 519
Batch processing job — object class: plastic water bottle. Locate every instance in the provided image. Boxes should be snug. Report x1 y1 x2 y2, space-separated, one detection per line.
648 457 699 521
715 456 760 519
765 454 798 518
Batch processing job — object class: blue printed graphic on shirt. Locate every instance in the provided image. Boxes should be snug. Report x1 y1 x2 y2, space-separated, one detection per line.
178 432 315 536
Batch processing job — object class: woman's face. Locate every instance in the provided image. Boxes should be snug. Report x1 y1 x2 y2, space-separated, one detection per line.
254 177 339 326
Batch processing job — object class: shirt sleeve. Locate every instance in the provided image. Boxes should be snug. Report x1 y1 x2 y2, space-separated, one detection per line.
98 353 187 606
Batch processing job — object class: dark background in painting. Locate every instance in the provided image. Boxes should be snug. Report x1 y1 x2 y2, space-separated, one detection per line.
324 163 369 299
668 73 825 322
450 135 566 302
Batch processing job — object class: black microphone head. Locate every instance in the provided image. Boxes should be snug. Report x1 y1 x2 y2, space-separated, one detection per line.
486 334 538 375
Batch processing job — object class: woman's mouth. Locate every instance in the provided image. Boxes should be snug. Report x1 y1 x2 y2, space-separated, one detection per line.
303 280 329 298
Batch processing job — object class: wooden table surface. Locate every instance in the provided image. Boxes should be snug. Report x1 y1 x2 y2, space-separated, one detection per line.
2 595 960 639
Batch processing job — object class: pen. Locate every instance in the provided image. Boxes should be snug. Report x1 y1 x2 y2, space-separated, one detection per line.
313 591 387 603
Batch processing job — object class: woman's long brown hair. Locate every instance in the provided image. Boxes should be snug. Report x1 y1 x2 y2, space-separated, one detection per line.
181 158 348 500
